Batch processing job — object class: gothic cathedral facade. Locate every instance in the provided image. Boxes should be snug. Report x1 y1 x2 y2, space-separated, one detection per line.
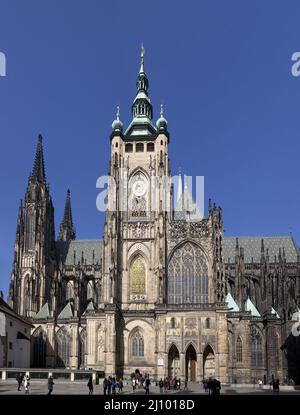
8 52 300 384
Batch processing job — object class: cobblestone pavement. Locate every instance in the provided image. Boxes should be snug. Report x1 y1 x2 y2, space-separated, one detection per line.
0 380 299 395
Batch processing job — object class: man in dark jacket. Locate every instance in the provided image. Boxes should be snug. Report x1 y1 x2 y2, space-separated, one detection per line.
145 377 151 395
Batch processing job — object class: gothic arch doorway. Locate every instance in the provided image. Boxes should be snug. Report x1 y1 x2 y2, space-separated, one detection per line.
186 344 197 381
168 344 180 378
203 345 215 379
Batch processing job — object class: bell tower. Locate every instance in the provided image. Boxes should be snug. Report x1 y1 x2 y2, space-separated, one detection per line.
103 46 172 310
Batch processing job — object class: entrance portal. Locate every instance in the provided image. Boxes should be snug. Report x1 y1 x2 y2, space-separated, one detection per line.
185 344 197 381
168 344 180 378
203 345 215 379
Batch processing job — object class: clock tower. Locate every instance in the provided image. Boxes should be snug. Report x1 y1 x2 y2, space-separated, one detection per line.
103 47 171 311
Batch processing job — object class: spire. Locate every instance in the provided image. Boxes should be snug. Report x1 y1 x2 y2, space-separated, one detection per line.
140 42 145 73
59 189 76 242
177 168 183 204
31 133 46 184
125 45 156 137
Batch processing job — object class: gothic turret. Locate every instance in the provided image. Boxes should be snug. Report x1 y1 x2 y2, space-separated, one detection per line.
59 189 76 241
9 133 56 317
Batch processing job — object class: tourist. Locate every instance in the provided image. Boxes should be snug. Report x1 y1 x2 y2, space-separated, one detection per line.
273 378 280 393
16 373 23 391
48 376 54 395
103 377 108 395
208 377 215 395
87 375 93 395
212 378 221 396
183 379 188 391
159 378 164 393
145 376 150 395
118 378 123 393
132 377 136 391
112 377 117 394
23 375 30 394
107 376 112 395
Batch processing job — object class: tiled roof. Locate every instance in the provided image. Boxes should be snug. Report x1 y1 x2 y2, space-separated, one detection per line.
56 240 102 266
223 236 299 264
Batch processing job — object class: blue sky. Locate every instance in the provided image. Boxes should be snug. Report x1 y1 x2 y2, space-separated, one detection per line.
0 0 300 298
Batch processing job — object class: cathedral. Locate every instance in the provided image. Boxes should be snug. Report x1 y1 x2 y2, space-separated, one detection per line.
8 50 300 384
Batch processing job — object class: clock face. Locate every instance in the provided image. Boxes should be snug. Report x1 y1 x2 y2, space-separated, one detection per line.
133 180 146 197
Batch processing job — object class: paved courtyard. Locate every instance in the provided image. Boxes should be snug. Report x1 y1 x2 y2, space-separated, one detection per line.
0 380 299 395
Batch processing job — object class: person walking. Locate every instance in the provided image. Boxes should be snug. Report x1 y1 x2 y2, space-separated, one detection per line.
87 375 93 395
159 379 164 393
112 377 117 395
132 377 136 392
48 376 54 395
118 379 123 393
103 377 108 395
145 377 150 395
23 376 30 394
212 378 221 396
16 373 23 391
107 377 112 395
183 379 188 391
274 379 280 393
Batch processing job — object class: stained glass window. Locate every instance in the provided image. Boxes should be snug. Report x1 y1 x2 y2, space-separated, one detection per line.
236 337 243 362
251 331 263 367
168 242 208 304
131 256 146 294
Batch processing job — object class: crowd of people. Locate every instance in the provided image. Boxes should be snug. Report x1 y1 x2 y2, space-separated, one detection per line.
102 376 124 395
202 378 221 395
15 370 289 395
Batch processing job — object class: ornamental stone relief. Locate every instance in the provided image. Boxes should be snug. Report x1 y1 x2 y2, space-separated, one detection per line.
123 222 154 239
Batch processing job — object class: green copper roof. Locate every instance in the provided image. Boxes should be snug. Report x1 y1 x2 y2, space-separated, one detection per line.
57 302 73 320
225 292 240 312
56 240 102 266
35 302 50 319
271 307 280 319
245 297 261 317
83 299 96 315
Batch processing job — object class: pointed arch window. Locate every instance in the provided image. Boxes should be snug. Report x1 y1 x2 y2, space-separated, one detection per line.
25 208 35 252
79 330 86 369
168 242 208 304
130 256 146 294
251 329 263 367
132 331 144 357
56 328 71 368
236 337 243 362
